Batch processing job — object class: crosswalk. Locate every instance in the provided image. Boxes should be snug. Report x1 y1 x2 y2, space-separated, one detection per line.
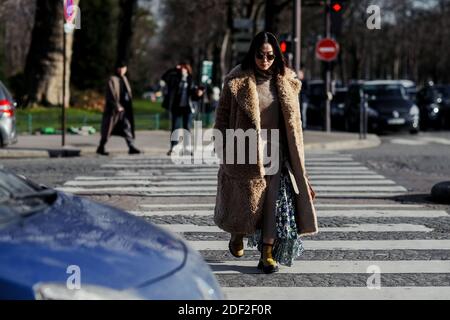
59 151 450 300
389 136 450 146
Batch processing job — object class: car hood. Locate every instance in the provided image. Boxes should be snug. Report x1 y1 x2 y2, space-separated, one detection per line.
368 99 413 113
0 192 186 296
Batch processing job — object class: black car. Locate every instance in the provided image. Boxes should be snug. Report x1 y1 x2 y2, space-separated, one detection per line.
417 83 450 129
345 81 420 134
331 88 348 130
304 80 345 129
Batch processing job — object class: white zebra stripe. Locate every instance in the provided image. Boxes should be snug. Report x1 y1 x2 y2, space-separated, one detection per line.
64 180 398 187
156 224 433 233
210 260 450 274
221 287 450 300
57 185 407 193
132 209 447 218
188 240 450 251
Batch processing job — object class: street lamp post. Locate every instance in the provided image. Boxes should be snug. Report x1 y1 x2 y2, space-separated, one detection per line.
293 0 302 74
324 0 332 133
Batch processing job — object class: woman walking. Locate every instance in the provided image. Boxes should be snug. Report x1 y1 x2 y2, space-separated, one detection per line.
214 32 318 274
162 63 204 155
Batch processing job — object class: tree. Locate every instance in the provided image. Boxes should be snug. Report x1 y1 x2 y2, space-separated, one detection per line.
71 0 119 91
22 0 79 107
116 0 138 66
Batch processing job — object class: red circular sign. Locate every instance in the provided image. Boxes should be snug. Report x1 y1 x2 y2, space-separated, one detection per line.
316 38 340 62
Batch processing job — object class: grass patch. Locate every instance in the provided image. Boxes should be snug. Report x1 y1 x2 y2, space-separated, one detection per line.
15 100 171 133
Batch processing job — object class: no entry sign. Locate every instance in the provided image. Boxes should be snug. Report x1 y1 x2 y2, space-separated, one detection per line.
316 38 340 62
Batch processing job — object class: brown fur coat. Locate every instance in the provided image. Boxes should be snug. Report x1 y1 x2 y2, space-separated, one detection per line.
213 65 318 236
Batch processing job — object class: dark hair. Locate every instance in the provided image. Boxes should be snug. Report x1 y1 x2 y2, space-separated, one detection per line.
241 31 286 76
178 63 193 76
115 60 127 69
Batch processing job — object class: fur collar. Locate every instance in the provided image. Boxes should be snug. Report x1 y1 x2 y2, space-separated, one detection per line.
225 65 302 129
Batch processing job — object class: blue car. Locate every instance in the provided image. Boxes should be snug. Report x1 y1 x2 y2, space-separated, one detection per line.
0 169 223 300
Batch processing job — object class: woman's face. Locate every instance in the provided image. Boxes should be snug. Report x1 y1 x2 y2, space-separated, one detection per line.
254 43 275 71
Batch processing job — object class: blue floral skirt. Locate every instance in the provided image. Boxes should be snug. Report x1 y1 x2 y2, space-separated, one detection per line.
247 165 304 267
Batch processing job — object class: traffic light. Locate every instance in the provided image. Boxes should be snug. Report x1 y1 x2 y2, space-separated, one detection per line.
278 34 293 55
330 0 345 37
280 40 288 54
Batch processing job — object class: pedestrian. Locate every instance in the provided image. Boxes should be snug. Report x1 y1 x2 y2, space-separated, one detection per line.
298 65 309 129
97 62 141 156
162 63 204 156
213 31 318 274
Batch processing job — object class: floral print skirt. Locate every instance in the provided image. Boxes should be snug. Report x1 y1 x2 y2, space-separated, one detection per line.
247 164 305 267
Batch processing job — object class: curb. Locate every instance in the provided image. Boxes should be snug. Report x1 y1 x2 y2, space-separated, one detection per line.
1 135 382 159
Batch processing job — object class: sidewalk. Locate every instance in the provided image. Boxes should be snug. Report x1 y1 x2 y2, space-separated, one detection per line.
0 130 380 159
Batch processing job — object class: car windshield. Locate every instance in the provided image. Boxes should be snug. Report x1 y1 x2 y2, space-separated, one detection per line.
0 171 55 223
364 84 408 101
333 91 347 103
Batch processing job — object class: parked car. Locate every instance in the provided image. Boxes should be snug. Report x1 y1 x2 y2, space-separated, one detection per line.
0 169 223 300
399 80 418 103
0 81 18 147
331 87 348 130
345 80 420 134
304 80 344 129
417 83 450 129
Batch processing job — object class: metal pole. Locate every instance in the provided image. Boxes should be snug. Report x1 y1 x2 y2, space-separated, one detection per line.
62 24 67 147
324 0 331 133
294 0 302 74
359 91 364 140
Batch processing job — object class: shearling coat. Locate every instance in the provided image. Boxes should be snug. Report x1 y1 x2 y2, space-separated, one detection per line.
213 65 318 236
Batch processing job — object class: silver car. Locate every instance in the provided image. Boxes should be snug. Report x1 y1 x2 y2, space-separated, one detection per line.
0 81 17 147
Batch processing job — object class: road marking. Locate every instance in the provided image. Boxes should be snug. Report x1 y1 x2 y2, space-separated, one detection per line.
419 137 450 145
188 240 450 251
390 139 428 146
210 260 450 274
139 203 427 210
74 175 390 181
221 287 450 300
132 209 447 218
102 164 373 171
64 180 398 187
156 224 433 233
58 185 407 193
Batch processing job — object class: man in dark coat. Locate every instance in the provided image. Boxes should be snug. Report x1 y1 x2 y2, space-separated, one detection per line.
97 62 141 156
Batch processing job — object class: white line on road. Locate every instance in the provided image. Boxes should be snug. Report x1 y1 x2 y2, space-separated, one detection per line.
188 240 450 251
139 203 427 210
210 260 450 274
57 185 407 193
156 224 433 233
64 180 398 187
221 287 450 300
131 209 447 218
74 175 390 181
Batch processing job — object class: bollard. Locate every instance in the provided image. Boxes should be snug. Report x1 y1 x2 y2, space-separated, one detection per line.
28 114 33 135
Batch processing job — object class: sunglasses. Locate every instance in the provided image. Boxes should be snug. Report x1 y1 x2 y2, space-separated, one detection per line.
255 52 276 61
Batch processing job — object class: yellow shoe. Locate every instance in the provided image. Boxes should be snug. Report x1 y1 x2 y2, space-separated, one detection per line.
228 234 244 258
257 243 279 274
